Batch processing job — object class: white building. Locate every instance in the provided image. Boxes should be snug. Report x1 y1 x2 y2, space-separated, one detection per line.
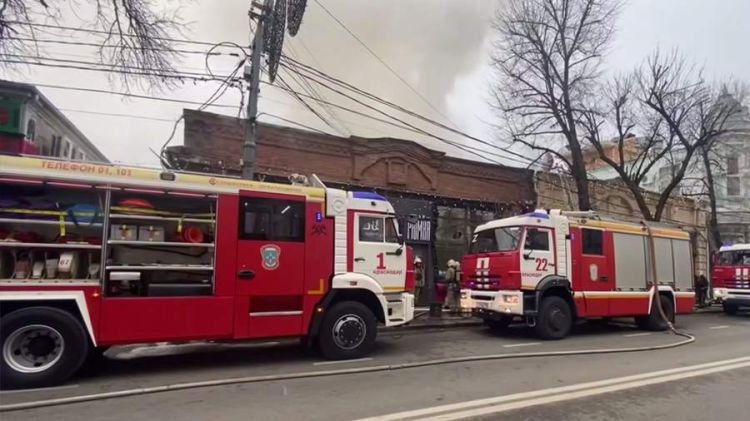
0 80 107 162
586 93 750 244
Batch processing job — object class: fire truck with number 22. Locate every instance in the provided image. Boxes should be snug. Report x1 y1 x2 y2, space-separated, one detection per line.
0 155 415 388
461 210 695 338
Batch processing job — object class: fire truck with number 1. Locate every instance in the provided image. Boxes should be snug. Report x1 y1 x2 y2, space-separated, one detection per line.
0 155 415 388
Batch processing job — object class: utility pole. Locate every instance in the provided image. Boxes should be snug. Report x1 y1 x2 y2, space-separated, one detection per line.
242 0 268 180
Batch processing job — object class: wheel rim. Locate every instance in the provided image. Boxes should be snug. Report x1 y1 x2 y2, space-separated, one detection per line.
332 314 366 350
548 306 568 332
3 324 65 374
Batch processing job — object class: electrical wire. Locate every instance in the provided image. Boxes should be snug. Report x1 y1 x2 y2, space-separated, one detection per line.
59 108 176 123
267 70 539 169
3 36 243 57
15 81 239 109
312 0 459 129
0 58 240 84
279 55 539 167
159 57 248 166
259 113 332 135
7 21 231 48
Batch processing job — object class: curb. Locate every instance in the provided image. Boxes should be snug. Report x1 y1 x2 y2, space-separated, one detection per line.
381 318 482 332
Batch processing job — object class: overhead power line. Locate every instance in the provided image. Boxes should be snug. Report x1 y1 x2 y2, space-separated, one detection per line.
23 81 239 109
312 0 459 130
59 108 175 122
265 79 534 170
280 55 540 167
0 56 241 84
3 37 243 57
8 21 227 48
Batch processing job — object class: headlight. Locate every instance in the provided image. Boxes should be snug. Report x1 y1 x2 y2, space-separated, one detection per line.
503 295 519 304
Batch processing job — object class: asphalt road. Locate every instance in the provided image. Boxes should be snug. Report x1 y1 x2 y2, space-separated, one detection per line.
1 311 749 421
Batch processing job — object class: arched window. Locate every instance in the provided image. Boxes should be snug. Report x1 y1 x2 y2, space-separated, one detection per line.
26 118 37 143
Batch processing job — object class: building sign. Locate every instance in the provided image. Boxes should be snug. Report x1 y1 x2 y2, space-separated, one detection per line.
407 218 431 242
0 99 23 135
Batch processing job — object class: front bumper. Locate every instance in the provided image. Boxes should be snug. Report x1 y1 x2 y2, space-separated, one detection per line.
383 292 415 326
714 288 750 307
460 289 524 316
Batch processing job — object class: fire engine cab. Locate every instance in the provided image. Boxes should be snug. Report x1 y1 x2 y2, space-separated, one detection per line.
0 155 415 388
712 243 750 315
461 210 695 339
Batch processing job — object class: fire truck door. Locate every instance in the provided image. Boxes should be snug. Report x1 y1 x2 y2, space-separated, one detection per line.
352 212 406 292
235 193 306 339
520 227 556 288
576 228 613 316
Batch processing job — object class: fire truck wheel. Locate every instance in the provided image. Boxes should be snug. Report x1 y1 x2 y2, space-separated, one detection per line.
0 307 89 389
318 301 377 360
722 303 739 316
534 296 572 340
635 295 674 331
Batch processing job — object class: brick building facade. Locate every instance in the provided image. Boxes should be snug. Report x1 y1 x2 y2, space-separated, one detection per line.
167 110 536 305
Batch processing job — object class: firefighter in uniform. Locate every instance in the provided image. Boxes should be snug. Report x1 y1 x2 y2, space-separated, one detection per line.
444 259 461 314
414 257 425 304
695 272 709 308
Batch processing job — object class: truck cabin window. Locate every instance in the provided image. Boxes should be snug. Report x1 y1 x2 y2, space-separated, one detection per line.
359 216 400 243
470 227 522 253
524 228 549 251
718 250 750 265
240 199 305 242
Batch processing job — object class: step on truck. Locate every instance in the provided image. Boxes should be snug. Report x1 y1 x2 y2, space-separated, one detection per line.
712 243 750 315
0 155 415 388
460 209 695 339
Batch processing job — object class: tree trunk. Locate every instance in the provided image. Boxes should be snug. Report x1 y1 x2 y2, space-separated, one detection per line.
568 141 592 211
701 147 722 250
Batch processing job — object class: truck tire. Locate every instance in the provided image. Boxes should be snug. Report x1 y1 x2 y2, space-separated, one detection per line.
534 296 572 340
1 307 89 389
318 301 377 360
723 302 739 316
635 294 674 331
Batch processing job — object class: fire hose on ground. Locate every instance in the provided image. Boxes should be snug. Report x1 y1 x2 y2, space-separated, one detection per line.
0 223 695 413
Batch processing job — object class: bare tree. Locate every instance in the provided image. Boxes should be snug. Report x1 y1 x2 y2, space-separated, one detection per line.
0 0 185 88
580 50 747 222
491 0 623 211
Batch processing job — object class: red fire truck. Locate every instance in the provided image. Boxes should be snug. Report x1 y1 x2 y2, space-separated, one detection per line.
0 155 415 388
712 243 750 315
461 210 695 339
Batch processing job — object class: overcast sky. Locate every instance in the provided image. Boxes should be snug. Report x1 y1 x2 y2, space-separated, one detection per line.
4 0 749 166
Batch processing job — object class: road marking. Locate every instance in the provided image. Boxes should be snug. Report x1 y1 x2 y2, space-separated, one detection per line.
356 355 750 421
502 342 541 348
0 384 80 395
624 332 652 337
709 325 730 330
313 357 373 366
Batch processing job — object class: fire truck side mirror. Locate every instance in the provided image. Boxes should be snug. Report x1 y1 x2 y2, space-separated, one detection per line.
523 249 534 260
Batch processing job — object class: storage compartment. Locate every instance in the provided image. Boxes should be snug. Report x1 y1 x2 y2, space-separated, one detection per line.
105 190 217 297
0 179 105 283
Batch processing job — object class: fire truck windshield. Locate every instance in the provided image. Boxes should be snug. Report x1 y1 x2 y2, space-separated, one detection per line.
718 250 750 265
470 226 522 254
